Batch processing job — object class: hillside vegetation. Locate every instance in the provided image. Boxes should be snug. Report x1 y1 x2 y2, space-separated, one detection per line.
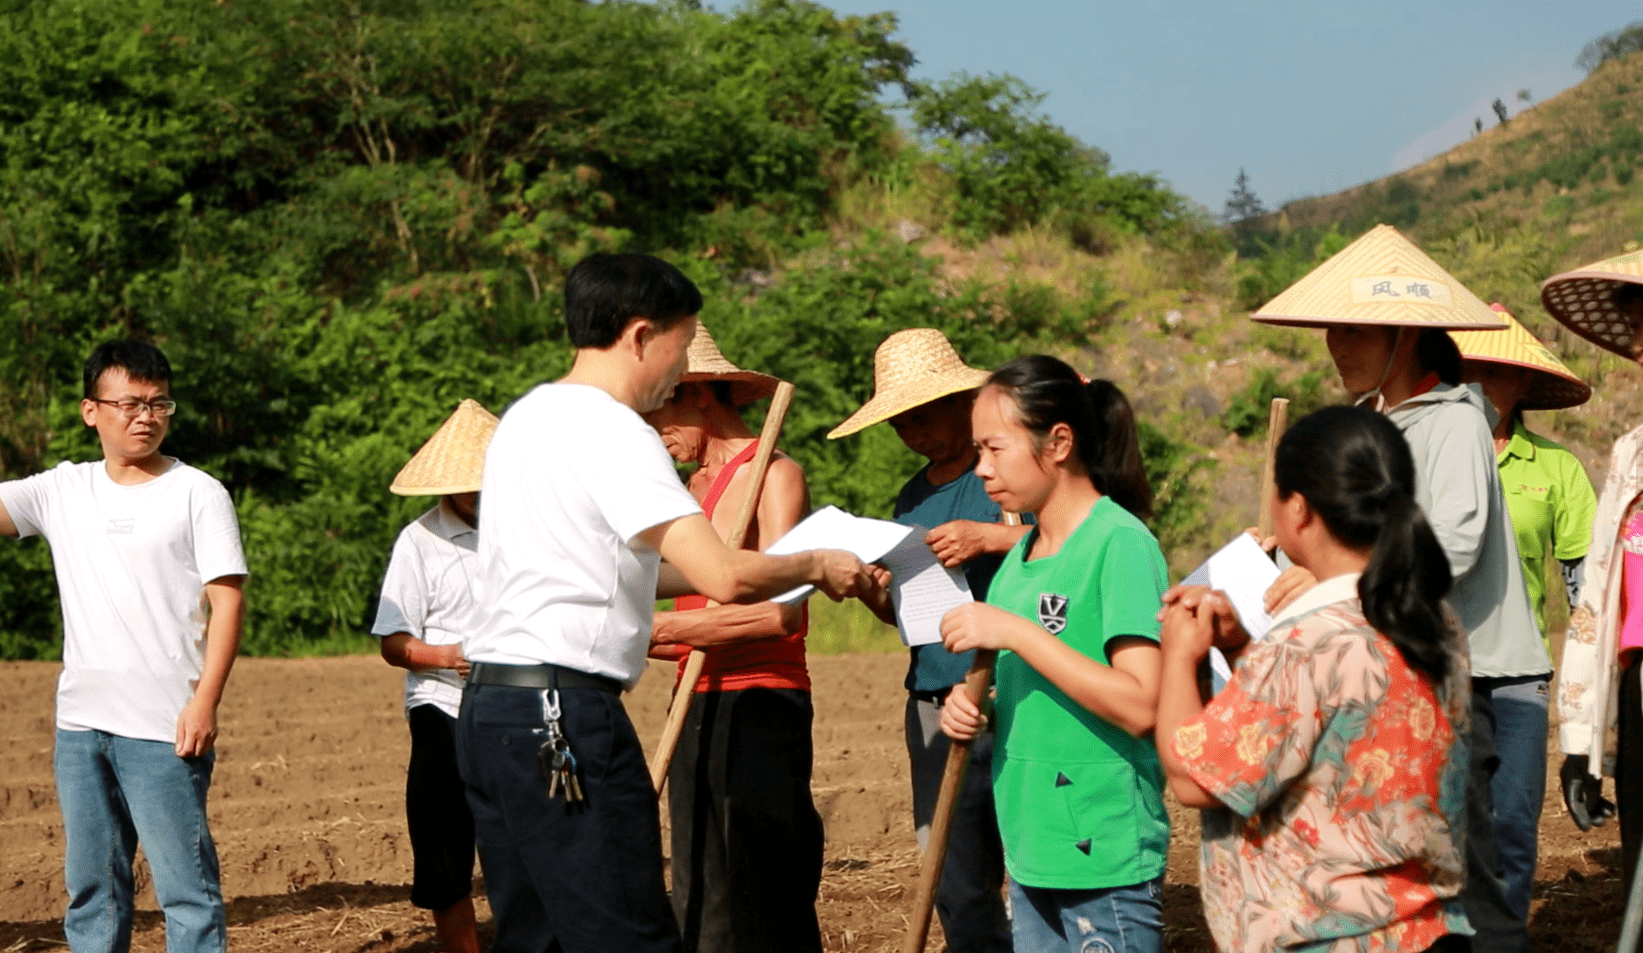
0 0 1636 659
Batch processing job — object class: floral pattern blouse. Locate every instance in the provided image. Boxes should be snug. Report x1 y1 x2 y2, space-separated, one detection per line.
1174 574 1472 953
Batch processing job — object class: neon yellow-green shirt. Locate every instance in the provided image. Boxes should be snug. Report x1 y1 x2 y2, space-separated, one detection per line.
1497 419 1597 644
987 496 1170 890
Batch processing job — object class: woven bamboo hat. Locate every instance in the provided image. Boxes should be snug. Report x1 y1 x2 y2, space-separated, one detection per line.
1540 249 1643 358
828 329 990 439
1452 304 1591 410
1252 224 1507 331
677 323 780 407
389 399 499 496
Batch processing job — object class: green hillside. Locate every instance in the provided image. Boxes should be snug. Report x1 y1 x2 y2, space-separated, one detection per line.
0 1 1635 659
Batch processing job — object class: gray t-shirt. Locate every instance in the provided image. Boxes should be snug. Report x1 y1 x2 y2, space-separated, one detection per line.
1387 383 1550 677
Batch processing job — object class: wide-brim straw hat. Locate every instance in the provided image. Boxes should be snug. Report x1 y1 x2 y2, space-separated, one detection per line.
677 323 781 407
390 399 499 496
828 328 990 439
1252 224 1507 331
1540 248 1643 358
1452 304 1591 410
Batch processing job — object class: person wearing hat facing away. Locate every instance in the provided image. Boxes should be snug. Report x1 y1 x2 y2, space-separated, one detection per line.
829 328 1026 953
0 340 247 953
1453 306 1598 919
457 253 877 953
642 325 824 953
1249 225 1542 951
1542 250 1643 930
371 399 499 953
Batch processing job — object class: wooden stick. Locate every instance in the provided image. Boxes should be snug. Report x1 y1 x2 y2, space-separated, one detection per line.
648 381 797 795
1255 397 1290 539
901 511 1022 953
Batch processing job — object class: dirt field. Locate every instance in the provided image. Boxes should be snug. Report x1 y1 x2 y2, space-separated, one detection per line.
0 654 1631 952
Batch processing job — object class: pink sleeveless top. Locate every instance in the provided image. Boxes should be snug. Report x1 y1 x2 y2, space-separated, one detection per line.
1620 511 1643 655
672 440 810 693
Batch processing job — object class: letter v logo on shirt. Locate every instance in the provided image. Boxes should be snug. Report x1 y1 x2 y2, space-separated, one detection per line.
1038 593 1069 634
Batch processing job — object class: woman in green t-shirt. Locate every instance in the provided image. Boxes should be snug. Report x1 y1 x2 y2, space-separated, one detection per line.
940 355 1170 953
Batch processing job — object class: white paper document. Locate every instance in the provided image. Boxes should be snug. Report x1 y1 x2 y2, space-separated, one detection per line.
1180 533 1282 684
763 506 915 604
878 525 974 647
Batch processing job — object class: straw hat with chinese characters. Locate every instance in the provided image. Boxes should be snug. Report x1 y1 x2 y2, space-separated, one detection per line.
677 323 781 407
1251 224 1507 331
1451 304 1591 410
389 399 499 496
1540 248 1643 358
828 329 990 439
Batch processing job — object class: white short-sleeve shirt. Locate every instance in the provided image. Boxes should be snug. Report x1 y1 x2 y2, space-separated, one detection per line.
466 383 701 687
371 502 479 719
0 459 248 743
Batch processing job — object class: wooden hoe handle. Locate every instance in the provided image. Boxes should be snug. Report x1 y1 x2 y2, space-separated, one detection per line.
901 510 1022 953
648 381 797 795
1255 397 1290 539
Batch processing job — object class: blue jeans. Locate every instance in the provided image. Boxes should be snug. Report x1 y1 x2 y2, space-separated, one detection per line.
54 729 225 953
1008 877 1162 953
1476 674 1550 920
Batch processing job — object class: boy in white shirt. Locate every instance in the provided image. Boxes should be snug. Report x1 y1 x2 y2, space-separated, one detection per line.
458 252 878 953
372 399 497 953
0 340 247 953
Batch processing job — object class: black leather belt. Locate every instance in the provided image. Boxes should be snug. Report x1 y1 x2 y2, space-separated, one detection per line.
909 686 954 705
469 662 621 695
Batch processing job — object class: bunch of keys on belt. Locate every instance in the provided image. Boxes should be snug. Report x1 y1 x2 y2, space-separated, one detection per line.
538 689 584 804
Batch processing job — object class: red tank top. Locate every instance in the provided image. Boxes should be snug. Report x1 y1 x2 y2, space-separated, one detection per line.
672 440 810 693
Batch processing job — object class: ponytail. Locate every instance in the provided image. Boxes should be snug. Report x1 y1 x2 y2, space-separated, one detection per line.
1086 379 1154 520
985 356 1155 519
1274 406 1453 683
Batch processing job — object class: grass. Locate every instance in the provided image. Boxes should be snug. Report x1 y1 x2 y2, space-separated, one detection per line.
807 598 905 656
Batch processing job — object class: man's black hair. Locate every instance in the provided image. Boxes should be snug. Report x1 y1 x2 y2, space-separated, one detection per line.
83 340 173 399
563 253 703 349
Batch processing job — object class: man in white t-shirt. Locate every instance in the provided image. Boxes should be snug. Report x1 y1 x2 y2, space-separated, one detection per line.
457 253 878 953
371 399 497 953
0 340 248 953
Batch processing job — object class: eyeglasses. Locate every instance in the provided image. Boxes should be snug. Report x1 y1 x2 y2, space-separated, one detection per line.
90 398 178 419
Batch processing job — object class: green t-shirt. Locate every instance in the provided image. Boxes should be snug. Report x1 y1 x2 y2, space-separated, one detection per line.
1497 419 1597 641
986 495 1171 890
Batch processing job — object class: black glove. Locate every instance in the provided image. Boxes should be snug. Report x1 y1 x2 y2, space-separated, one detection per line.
1561 754 1617 831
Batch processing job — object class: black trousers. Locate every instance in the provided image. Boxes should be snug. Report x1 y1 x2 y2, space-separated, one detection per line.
455 680 681 953
667 688 824 953
406 705 476 911
1461 682 1532 953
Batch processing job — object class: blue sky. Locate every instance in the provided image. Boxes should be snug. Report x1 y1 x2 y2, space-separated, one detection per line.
757 1 1641 213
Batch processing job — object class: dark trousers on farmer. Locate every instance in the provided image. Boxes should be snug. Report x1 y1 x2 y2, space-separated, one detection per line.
1618 652 1643 953
455 676 681 953
1462 681 1532 953
906 696 1013 953
668 688 824 953
406 705 476 912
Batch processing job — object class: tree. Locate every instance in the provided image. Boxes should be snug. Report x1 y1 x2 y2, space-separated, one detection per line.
1492 98 1509 126
1475 117 1483 135
1516 88 1533 103
1577 22 1643 75
1224 168 1267 254
906 72 1182 245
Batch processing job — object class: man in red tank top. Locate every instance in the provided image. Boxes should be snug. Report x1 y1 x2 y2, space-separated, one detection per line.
643 326 824 953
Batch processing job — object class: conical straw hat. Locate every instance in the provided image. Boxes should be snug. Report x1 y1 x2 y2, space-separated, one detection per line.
828 329 990 439
390 399 499 496
1540 248 1643 358
677 323 781 407
1252 224 1507 331
1451 304 1591 410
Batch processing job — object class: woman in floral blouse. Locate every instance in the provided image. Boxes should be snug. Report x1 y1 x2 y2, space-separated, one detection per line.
1156 406 1472 953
